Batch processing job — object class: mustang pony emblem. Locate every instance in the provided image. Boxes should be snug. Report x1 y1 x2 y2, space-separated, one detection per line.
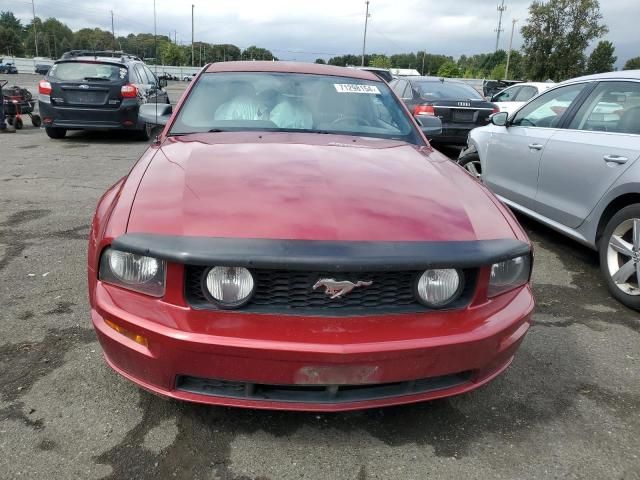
313 279 373 299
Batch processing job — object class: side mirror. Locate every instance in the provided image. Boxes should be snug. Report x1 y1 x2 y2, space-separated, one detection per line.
415 114 442 139
158 78 168 88
139 103 172 126
490 111 509 127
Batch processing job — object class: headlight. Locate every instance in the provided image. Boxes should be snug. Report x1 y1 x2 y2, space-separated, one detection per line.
99 248 166 297
488 255 531 297
204 266 255 308
416 269 463 308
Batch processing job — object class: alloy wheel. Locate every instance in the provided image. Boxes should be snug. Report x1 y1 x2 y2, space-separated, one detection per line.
606 218 640 295
463 160 482 179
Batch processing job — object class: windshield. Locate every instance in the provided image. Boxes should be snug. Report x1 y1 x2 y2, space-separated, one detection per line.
49 62 126 81
170 72 424 144
414 81 483 100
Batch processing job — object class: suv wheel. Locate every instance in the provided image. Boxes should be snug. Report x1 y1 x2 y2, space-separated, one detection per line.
45 127 67 139
458 152 482 179
599 204 640 311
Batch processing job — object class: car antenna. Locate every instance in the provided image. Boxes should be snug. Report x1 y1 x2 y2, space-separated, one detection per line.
153 0 159 141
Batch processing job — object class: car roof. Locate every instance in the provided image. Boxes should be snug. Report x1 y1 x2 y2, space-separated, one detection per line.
204 61 380 81
404 76 469 85
562 70 640 83
55 56 135 66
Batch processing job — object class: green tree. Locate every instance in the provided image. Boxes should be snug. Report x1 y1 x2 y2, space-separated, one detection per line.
490 63 506 80
0 25 22 56
162 42 185 66
242 45 275 61
521 0 608 81
437 61 461 78
370 54 391 69
623 57 640 70
586 40 616 74
314 58 326 64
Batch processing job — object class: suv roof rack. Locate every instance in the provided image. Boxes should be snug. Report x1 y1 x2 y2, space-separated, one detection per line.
60 50 141 62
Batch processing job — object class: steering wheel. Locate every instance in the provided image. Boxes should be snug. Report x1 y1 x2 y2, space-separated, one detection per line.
519 117 535 127
331 115 372 127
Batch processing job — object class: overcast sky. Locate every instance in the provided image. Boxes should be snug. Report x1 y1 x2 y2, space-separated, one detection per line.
2 0 636 65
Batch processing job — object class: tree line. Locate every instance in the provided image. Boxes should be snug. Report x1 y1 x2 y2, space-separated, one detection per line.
0 11 276 66
2 0 640 80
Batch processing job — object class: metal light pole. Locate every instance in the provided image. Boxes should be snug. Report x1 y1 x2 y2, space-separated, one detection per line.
421 50 426 75
111 10 116 51
504 18 517 80
495 0 506 52
31 0 38 58
191 4 195 67
361 1 370 67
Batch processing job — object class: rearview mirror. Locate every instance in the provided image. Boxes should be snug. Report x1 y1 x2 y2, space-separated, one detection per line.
490 111 509 127
415 114 442 139
139 103 173 126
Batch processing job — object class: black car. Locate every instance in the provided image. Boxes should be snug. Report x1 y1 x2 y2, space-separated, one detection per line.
390 76 498 145
38 51 169 140
35 63 52 75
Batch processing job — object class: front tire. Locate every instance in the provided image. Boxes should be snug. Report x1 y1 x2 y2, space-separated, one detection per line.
45 127 66 139
458 152 482 179
599 204 640 311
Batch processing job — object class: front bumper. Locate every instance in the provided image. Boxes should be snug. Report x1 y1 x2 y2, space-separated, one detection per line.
92 279 534 412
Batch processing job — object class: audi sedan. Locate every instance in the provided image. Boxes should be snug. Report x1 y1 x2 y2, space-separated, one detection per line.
390 76 499 145
88 62 534 411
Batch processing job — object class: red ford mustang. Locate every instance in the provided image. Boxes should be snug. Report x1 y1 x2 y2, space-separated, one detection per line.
88 62 534 411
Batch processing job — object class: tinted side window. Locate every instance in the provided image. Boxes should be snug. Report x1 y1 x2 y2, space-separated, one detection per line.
568 81 640 134
143 65 158 85
512 83 587 128
131 65 145 84
494 86 521 102
514 85 538 102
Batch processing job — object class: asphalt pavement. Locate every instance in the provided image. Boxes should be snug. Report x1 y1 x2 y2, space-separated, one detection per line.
0 73 639 480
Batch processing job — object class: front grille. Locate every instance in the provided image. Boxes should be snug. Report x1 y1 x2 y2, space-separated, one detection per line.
185 266 477 315
176 371 473 404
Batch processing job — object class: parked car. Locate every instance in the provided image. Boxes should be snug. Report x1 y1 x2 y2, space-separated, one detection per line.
390 68 421 77
38 50 170 140
158 72 177 81
390 76 499 145
0 61 18 74
482 79 522 99
183 73 197 81
490 81 555 115
459 70 640 310
352 66 393 82
34 63 52 75
88 62 534 411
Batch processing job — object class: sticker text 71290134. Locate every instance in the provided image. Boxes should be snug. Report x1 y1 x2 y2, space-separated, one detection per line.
333 84 381 94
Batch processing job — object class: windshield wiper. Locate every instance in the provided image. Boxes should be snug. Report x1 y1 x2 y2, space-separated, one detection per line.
82 76 110 81
208 128 227 133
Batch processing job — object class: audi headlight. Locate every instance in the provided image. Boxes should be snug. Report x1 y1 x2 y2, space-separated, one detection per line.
488 255 531 297
416 269 463 308
99 248 166 297
204 266 255 308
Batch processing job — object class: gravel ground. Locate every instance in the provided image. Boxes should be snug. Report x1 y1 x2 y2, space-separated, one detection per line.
1 73 639 480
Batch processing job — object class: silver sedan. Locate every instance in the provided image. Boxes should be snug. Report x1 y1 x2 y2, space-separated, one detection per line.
459 70 640 310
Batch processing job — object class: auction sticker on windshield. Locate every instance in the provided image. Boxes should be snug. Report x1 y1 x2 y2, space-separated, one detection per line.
334 84 381 94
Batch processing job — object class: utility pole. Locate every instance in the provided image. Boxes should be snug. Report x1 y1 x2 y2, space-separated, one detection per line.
495 0 506 52
174 30 177 44
504 18 518 80
191 4 195 67
361 1 370 67
421 50 426 76
31 0 38 58
110 10 116 51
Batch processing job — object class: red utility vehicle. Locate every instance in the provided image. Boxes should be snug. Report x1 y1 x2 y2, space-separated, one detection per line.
88 62 534 411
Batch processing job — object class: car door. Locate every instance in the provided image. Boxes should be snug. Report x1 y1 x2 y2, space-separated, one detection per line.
534 80 640 228
483 82 590 211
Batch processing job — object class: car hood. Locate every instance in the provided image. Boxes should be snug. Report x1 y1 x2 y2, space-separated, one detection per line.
126 132 515 242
